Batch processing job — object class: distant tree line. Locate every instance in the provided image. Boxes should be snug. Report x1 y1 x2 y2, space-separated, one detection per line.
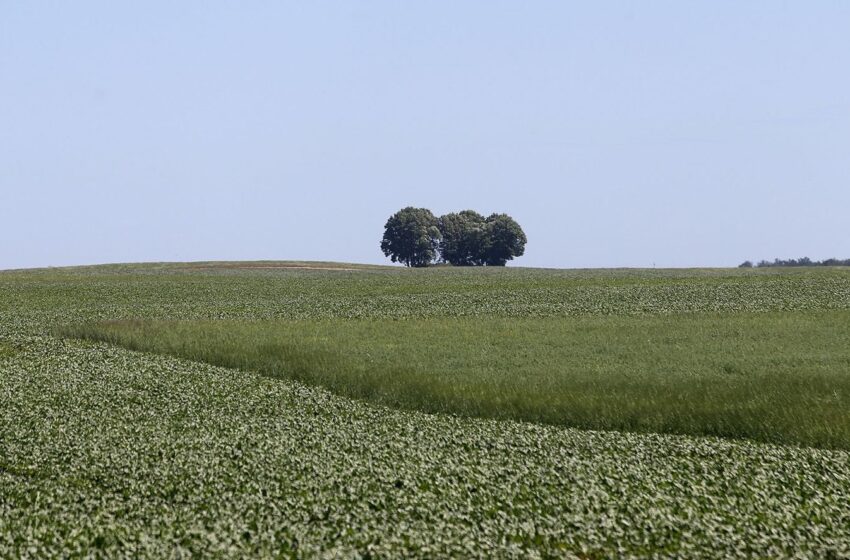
381 207 527 267
739 257 850 268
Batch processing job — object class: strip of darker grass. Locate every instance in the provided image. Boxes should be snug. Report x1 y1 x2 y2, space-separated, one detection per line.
62 311 850 449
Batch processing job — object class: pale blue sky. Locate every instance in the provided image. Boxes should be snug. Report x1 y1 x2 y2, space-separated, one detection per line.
2 1 848 269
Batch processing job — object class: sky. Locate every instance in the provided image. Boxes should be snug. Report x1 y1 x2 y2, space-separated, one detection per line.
2 1 849 270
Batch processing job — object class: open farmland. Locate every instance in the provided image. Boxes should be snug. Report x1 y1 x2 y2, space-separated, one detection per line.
2 263 850 557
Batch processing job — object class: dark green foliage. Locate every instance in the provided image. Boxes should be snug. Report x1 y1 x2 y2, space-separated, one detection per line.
437 210 487 266
380 207 441 267
756 256 850 267
434 210 526 266
481 213 527 266
384 207 526 266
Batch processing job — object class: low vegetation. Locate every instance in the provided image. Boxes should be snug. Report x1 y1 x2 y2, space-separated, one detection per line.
65 311 850 449
0 343 19 359
2 262 850 557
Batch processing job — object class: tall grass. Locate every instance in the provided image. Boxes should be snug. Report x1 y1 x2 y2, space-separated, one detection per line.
63 311 850 449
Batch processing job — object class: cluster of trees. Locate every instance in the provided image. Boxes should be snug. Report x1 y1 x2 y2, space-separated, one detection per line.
739 257 850 268
381 207 527 267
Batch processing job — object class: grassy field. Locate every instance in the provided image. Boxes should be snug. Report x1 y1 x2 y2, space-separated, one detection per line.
3 262 850 557
65 311 850 449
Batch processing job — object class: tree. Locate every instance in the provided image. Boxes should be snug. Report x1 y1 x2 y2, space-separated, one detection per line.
437 210 487 266
482 213 527 266
380 207 441 267
738 260 753 268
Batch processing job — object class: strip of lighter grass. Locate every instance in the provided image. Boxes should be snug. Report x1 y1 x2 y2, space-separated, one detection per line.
62 311 850 449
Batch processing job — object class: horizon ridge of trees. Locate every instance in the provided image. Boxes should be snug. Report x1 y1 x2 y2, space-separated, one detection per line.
381 207 527 267
739 257 850 268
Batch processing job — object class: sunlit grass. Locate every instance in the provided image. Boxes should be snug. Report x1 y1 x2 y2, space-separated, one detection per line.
6 263 850 556
63 310 850 449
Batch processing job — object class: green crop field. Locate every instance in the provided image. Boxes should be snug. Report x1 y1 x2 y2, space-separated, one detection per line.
3 262 850 557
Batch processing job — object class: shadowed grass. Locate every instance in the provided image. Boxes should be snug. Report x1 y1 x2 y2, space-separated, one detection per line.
0 343 18 359
62 311 850 449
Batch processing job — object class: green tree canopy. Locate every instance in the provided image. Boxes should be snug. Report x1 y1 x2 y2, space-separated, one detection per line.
437 210 487 266
482 213 527 266
380 207 441 267
381 207 526 267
